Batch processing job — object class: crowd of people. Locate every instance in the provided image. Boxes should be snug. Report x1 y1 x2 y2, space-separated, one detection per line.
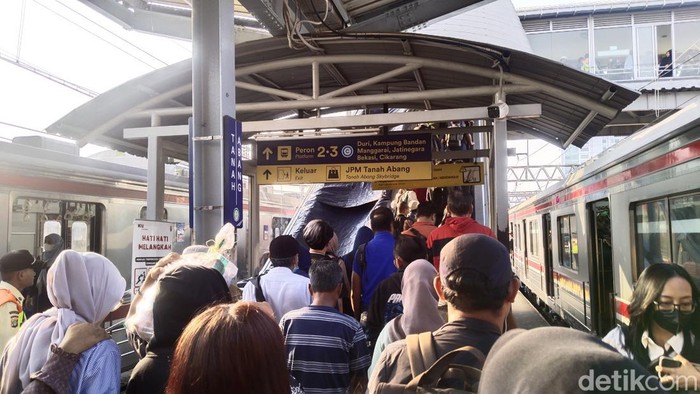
0 189 699 393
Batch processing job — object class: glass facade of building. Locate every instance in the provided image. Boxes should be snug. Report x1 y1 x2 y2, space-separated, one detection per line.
522 6 700 81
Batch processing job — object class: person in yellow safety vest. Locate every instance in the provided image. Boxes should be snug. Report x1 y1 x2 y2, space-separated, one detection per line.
0 250 39 351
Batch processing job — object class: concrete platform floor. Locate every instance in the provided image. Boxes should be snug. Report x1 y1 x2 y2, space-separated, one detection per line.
512 291 549 330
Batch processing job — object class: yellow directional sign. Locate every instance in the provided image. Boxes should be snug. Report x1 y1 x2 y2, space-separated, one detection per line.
257 162 432 185
372 162 484 190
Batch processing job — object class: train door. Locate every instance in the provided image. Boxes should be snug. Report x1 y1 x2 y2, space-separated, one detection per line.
589 200 614 335
543 213 555 297
10 198 103 257
521 220 528 278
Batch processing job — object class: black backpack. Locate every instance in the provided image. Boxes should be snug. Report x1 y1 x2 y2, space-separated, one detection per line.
249 272 266 302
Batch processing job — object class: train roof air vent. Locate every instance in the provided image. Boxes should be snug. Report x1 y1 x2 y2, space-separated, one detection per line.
12 136 79 156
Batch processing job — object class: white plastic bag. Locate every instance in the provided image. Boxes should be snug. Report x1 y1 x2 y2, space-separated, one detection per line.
125 223 238 343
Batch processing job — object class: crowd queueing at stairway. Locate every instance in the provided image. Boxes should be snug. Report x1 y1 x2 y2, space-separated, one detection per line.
0 189 699 393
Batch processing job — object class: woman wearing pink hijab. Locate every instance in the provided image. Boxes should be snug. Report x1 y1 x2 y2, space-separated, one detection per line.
0 250 126 394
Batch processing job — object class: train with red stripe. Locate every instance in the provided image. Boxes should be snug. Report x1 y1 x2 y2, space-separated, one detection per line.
509 98 700 336
0 136 299 285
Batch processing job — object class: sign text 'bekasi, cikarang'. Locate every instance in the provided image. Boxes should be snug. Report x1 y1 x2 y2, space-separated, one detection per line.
257 133 431 165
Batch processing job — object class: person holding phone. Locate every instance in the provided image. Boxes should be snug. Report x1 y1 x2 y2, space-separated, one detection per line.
656 355 700 391
603 264 700 380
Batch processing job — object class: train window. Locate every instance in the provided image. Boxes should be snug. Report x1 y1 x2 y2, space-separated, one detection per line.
670 194 700 287
271 217 292 238
529 220 539 257
11 198 104 256
558 215 579 270
71 222 88 252
634 200 671 275
43 221 61 240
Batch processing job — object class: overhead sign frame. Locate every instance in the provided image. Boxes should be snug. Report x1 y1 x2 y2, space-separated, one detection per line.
256 133 433 184
372 162 484 190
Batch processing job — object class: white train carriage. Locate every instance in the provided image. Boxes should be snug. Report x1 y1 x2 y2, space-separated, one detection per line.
0 136 297 285
510 98 700 336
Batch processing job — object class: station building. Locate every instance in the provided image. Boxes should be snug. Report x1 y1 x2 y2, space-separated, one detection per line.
518 0 700 134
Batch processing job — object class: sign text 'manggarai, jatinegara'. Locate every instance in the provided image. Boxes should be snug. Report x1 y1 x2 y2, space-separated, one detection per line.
256 134 432 165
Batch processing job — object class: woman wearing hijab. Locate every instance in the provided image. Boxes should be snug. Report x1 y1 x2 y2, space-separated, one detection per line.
0 250 126 394
368 259 444 377
126 265 233 393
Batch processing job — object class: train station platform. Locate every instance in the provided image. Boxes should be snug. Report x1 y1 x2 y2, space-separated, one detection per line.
512 291 549 329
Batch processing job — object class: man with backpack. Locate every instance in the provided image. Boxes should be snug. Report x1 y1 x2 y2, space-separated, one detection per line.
242 235 311 321
365 235 428 351
402 202 437 240
352 207 396 321
368 234 520 392
427 190 495 271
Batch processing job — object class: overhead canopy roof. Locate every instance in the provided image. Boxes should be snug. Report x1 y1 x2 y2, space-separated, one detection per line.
81 0 491 39
47 33 639 161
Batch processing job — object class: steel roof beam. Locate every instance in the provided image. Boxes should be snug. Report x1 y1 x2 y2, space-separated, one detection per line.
126 105 539 136
76 83 192 147
237 81 312 100
234 54 619 118
401 40 431 110
128 84 538 118
242 104 541 132
319 63 422 99
236 84 539 112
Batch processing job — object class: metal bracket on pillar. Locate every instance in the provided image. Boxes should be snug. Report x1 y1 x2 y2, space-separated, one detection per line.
192 136 224 141
193 205 223 211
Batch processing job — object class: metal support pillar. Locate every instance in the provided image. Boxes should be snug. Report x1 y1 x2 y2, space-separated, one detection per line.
492 117 510 248
191 0 235 244
146 114 165 221
472 131 487 226
146 137 165 221
247 175 260 279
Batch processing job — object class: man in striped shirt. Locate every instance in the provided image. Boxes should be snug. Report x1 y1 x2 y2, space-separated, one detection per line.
280 259 371 394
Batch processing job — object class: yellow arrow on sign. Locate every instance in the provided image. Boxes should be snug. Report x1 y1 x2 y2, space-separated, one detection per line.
257 162 432 185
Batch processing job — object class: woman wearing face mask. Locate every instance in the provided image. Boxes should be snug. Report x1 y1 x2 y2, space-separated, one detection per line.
603 263 700 374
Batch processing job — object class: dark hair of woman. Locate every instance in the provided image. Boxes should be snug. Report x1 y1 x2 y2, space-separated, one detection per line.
166 302 291 394
625 263 700 366
303 219 335 250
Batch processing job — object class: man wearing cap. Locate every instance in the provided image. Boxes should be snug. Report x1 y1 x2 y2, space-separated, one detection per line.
368 234 520 391
242 235 311 321
0 250 39 350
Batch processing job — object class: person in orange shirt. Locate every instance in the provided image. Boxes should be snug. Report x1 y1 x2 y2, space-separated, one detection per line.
402 202 438 241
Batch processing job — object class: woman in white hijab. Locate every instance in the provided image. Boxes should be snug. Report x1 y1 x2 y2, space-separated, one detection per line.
368 258 445 377
0 250 126 394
